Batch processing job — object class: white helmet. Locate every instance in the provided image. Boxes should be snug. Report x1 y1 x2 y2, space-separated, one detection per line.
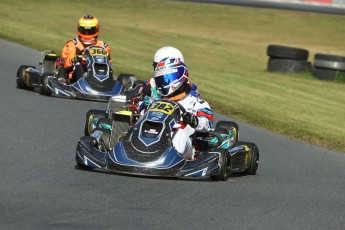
153 46 184 69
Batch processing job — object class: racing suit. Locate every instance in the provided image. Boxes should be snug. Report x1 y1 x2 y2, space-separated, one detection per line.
59 38 111 82
171 93 213 159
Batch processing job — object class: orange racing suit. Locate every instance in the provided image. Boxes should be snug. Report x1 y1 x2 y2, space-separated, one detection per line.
61 37 111 70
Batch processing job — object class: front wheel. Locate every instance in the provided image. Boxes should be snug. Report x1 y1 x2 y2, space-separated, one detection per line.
90 128 112 152
40 74 52 96
210 150 230 181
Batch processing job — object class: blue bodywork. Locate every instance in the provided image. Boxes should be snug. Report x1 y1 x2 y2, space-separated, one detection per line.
76 100 225 178
47 77 123 101
47 46 124 101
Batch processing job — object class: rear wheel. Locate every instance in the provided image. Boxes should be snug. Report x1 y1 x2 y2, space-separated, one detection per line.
16 65 35 89
210 150 230 181
84 109 107 136
242 142 259 175
117 74 135 89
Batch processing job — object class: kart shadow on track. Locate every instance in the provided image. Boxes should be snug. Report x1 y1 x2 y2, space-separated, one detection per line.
74 165 216 182
74 163 252 181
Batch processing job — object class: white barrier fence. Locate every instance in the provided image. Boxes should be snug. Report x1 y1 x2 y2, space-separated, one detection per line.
267 0 345 7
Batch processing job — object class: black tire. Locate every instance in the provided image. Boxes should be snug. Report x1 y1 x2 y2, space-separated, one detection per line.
314 53 345 71
267 44 309 60
100 128 112 151
117 73 135 88
91 128 112 151
215 120 239 144
315 53 345 62
16 65 35 89
268 58 312 73
311 67 345 81
84 109 107 136
210 150 230 181
109 120 130 148
241 142 259 175
40 74 52 96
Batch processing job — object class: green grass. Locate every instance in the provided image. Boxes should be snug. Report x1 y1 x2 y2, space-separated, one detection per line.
1 0 345 152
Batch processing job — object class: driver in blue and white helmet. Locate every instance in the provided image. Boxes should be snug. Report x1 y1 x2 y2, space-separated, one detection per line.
152 57 213 160
136 46 199 101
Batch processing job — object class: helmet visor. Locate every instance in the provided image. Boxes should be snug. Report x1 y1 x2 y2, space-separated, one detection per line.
78 26 98 35
154 71 179 89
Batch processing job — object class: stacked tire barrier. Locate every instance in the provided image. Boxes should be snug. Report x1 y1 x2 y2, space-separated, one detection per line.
267 44 345 81
312 53 345 80
267 45 312 73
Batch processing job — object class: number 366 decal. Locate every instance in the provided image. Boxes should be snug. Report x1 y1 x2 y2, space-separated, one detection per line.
90 48 108 56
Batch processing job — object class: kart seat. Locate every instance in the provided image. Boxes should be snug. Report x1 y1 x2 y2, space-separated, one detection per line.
192 131 224 150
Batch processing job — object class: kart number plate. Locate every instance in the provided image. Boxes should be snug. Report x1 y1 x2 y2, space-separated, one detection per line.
89 47 108 57
149 102 174 115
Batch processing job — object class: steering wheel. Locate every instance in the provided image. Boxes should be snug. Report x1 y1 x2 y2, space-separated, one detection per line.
177 102 187 114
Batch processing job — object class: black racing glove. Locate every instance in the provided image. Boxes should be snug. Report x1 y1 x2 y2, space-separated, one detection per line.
134 83 150 101
71 55 83 64
182 112 199 128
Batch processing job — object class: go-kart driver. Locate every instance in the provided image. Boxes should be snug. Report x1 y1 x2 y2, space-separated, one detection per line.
58 15 111 84
140 57 214 160
136 46 199 101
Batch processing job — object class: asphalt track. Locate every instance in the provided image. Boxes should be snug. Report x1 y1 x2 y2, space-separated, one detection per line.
1 39 345 229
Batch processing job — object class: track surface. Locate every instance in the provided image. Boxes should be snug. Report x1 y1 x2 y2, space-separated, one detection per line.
1 39 344 229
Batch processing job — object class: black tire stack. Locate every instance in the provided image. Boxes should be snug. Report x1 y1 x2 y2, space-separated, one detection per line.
312 53 345 80
267 44 311 73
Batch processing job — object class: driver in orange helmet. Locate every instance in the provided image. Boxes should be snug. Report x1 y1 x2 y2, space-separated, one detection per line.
58 15 111 84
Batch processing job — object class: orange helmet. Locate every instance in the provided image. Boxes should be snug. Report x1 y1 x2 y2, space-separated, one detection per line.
77 15 100 45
